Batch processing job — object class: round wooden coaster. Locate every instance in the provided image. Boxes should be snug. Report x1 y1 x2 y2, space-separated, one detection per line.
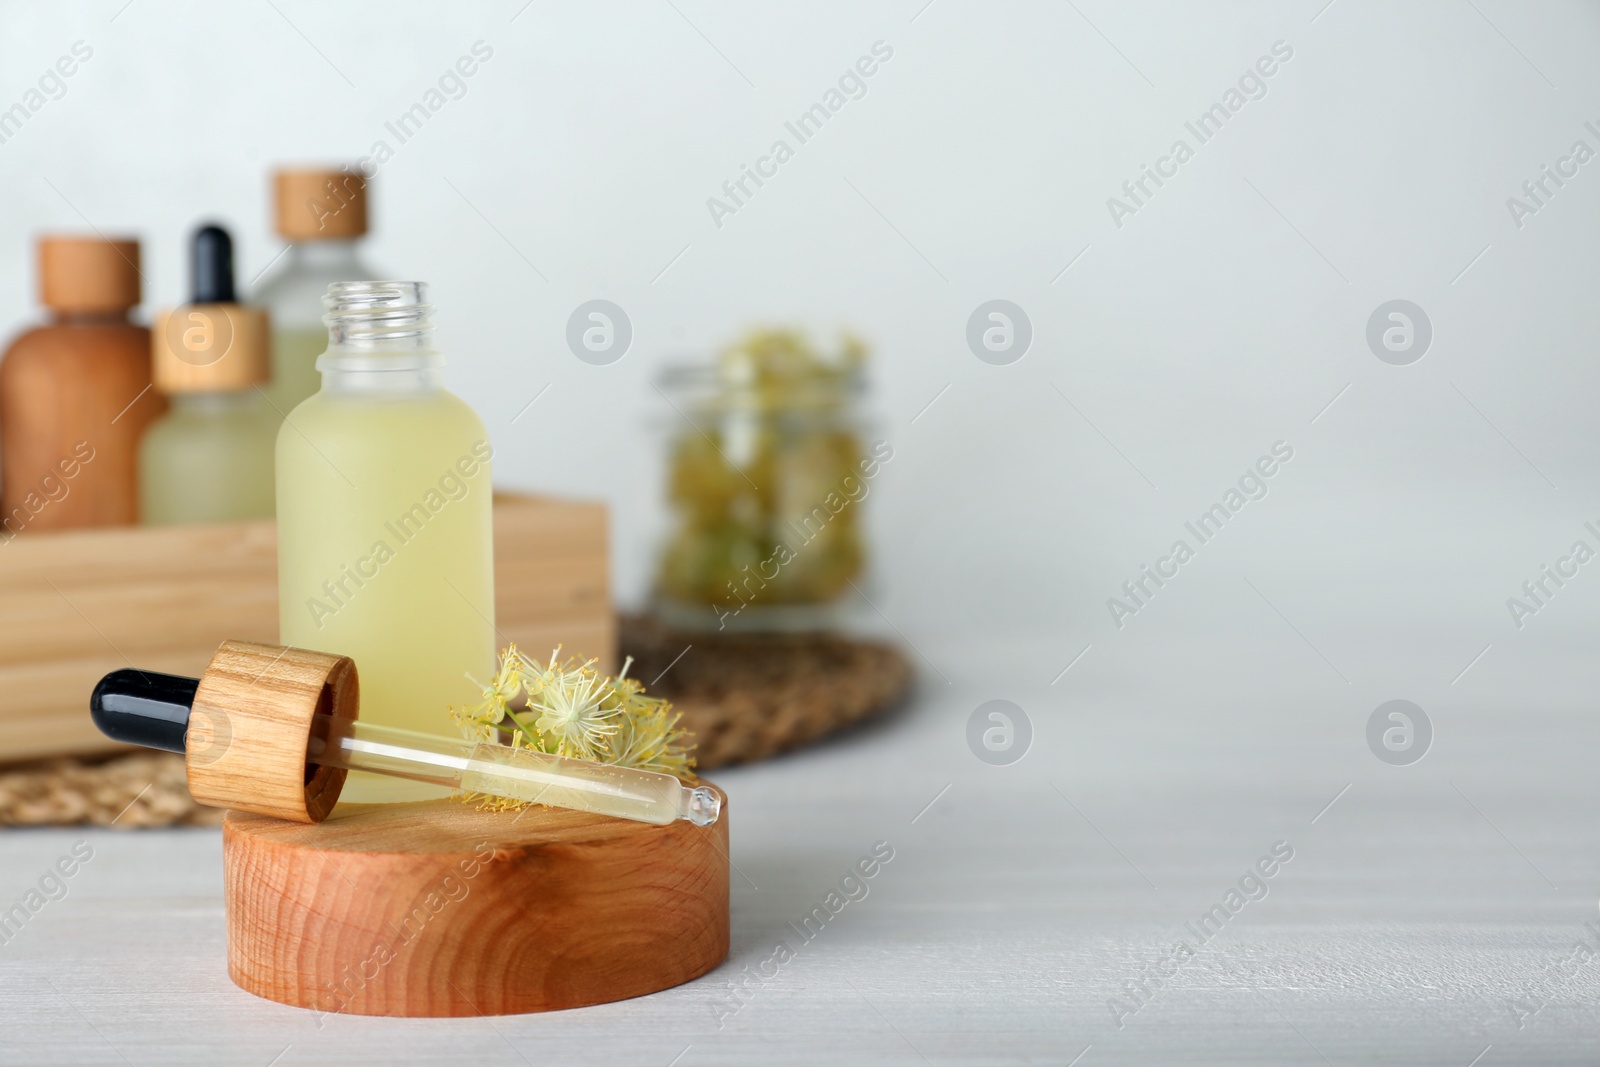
620 613 913 770
222 789 729 1017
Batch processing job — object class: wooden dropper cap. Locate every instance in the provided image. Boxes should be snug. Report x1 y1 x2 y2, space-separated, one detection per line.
150 224 269 393
186 641 358 822
90 641 359 823
151 305 268 392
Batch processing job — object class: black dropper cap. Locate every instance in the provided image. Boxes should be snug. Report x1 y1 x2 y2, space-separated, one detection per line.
89 669 199 754
190 223 236 304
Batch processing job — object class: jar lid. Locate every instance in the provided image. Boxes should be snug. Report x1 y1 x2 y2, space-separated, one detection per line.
656 360 864 415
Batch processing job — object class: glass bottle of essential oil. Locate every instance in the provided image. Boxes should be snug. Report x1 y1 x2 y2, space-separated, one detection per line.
276 281 495 799
141 224 275 524
254 167 381 420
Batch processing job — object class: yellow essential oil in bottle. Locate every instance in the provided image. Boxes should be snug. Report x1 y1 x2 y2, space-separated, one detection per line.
276 281 495 801
141 224 275 524
140 392 275 523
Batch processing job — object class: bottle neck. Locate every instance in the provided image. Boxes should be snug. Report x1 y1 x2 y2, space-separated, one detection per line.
50 307 132 325
320 357 443 394
170 390 257 412
317 281 443 395
285 238 365 271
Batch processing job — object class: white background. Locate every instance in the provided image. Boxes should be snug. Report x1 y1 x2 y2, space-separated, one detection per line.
4 3 1600 1063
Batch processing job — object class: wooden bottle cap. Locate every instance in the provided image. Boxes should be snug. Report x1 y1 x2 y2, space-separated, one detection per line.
275 167 368 240
38 235 141 312
150 303 269 393
186 640 359 823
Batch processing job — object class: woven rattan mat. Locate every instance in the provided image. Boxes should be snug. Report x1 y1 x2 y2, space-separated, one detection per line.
0 617 911 828
0 752 223 828
619 613 912 770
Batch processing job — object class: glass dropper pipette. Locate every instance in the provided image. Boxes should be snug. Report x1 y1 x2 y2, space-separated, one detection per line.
306 714 720 825
89 667 721 827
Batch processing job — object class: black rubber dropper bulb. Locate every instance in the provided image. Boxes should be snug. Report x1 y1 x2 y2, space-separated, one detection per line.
190 223 236 303
89 669 199 754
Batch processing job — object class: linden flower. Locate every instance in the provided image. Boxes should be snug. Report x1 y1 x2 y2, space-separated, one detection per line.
529 656 623 760
514 645 569 700
609 698 694 780
450 706 499 744
448 646 524 742
451 643 699 814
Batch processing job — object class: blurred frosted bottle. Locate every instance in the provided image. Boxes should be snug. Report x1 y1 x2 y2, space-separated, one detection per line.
276 282 495 800
141 224 275 524
254 167 380 419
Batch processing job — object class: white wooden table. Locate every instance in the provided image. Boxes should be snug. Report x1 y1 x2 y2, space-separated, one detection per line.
1 633 1595 1066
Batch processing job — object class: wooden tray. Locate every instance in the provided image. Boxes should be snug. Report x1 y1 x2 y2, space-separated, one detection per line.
0 493 613 763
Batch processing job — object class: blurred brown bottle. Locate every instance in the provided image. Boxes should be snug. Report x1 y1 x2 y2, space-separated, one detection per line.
0 236 166 532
